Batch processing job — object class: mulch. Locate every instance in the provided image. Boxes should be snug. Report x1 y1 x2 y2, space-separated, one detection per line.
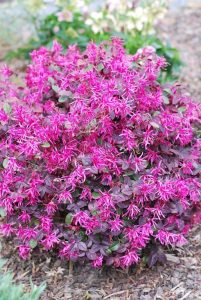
1 225 201 300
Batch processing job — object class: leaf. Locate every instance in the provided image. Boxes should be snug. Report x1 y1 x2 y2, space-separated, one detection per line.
41 142 51 148
110 241 119 252
58 96 68 103
30 239 37 249
91 210 98 216
178 106 186 113
86 251 97 260
78 242 87 251
164 88 172 94
97 63 104 71
150 121 160 129
2 158 9 168
92 192 100 199
65 213 73 225
3 103 12 114
163 95 170 104
52 85 59 92
85 64 93 71
0 207 6 218
147 251 158 267
66 27 78 38
60 90 73 97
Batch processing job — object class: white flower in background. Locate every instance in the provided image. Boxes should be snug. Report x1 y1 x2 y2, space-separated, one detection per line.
57 10 73 22
82 0 166 35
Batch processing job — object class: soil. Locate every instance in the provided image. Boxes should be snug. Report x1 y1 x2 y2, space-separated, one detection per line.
0 1 201 300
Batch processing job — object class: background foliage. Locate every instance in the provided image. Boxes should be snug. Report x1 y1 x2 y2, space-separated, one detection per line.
2 0 181 82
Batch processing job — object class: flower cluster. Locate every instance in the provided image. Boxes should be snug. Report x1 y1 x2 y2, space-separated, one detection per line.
0 39 201 268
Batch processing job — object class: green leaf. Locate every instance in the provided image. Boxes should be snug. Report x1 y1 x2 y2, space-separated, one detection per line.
106 248 112 254
2 158 9 168
163 95 170 105
164 88 172 94
110 242 120 252
58 91 73 103
91 210 98 216
97 63 104 71
0 207 6 218
178 106 186 113
52 85 59 92
41 142 51 148
85 64 93 71
58 96 68 103
3 103 12 114
65 213 73 225
92 192 100 199
30 239 37 249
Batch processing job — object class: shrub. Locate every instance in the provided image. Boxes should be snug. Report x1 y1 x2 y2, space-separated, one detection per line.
0 259 45 300
0 39 201 268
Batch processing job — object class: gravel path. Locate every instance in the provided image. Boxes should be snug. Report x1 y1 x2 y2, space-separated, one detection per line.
1 2 201 300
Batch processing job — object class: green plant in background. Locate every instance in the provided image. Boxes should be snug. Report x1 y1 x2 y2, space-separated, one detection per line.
124 33 182 82
0 259 45 300
3 0 182 82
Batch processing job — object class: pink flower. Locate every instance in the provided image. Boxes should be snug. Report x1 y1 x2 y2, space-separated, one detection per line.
59 243 71 259
0 65 13 78
18 245 30 259
18 212 31 223
157 181 175 202
41 233 59 250
80 187 92 201
109 217 123 233
130 155 147 173
40 216 52 233
97 192 115 210
145 207 164 220
182 161 194 175
156 230 187 247
92 255 103 268
0 223 14 236
120 251 139 267
17 227 37 242
46 202 58 215
0 109 8 122
120 129 137 151
146 149 160 164
74 212 99 234
125 203 140 219
74 211 90 227
58 191 73 204
176 126 193 146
